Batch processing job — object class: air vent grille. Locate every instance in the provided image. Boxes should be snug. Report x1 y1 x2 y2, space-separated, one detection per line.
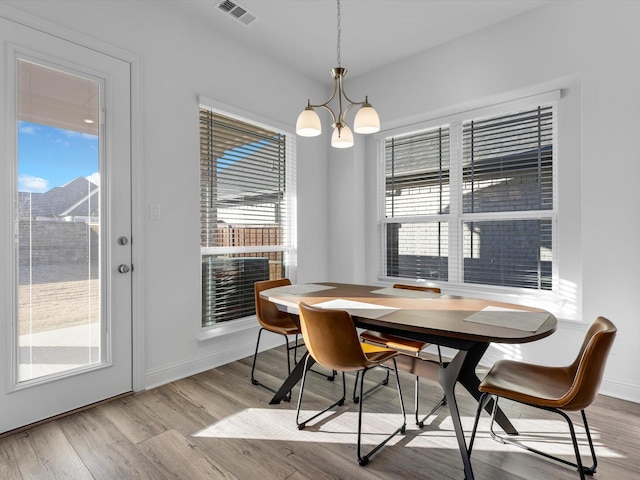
230 6 246 18
218 1 235 13
216 1 257 26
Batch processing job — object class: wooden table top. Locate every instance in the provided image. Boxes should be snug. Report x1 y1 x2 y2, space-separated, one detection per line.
260 282 557 347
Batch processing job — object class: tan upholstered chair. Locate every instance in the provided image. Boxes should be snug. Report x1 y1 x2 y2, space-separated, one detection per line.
358 284 445 426
251 279 301 401
468 316 617 480
296 302 406 466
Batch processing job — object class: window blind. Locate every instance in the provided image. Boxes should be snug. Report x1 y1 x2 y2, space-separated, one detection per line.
384 127 450 282
385 127 450 218
463 219 552 289
461 106 553 289
462 106 553 213
200 108 293 326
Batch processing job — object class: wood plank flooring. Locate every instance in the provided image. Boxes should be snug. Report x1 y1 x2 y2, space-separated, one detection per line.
1 345 639 479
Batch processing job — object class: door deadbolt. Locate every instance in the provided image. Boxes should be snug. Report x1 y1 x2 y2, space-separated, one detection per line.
117 236 128 246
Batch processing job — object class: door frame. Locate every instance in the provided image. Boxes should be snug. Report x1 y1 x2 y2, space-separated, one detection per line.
0 5 144 394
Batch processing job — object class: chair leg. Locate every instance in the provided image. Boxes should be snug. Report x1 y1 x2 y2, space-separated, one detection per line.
294 335 336 381
250 327 265 386
414 375 447 427
353 372 359 403
251 328 292 402
296 355 346 430
356 358 406 466
468 392 492 456
309 366 337 381
580 410 598 475
284 334 292 375
410 345 448 427
290 334 299 365
352 367 390 404
482 396 598 480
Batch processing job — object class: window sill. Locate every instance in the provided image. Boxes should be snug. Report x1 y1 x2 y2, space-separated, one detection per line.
198 316 257 341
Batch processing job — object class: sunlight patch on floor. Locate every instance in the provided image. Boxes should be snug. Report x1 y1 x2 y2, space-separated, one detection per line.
192 407 622 459
195 408 412 445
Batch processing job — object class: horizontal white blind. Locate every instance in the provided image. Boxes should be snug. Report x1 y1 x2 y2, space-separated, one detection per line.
461 106 554 289
200 110 287 246
201 255 271 326
463 219 552 289
200 108 290 326
462 106 553 213
385 127 450 217
386 222 449 280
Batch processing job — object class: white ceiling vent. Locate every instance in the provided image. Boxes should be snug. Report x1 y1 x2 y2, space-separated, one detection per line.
217 1 257 26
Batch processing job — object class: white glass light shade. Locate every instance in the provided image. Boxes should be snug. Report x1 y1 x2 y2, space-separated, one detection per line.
296 108 322 137
353 105 380 134
331 125 354 148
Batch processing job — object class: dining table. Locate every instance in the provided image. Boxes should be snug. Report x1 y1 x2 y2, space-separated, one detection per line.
259 282 557 480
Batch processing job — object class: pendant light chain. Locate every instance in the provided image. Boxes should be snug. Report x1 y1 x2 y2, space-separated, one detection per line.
336 0 341 67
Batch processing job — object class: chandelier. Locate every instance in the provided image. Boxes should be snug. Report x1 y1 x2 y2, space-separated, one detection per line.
295 0 380 148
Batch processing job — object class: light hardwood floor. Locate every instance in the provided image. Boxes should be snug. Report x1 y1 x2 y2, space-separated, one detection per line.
1 345 639 479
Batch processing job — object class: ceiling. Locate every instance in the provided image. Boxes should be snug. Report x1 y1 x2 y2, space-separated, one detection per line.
174 0 551 86
6 0 550 135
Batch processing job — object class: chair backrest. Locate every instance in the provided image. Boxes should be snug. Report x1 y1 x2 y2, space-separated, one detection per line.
254 278 293 329
298 302 369 372
563 316 617 410
393 284 441 294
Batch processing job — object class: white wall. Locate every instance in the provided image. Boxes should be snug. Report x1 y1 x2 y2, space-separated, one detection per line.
334 1 639 402
2 1 638 403
0 0 329 389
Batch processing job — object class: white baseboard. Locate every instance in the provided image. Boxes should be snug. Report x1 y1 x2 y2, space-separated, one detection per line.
598 376 640 404
142 333 283 391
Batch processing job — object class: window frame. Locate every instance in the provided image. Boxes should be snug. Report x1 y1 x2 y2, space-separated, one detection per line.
377 91 560 300
198 98 297 333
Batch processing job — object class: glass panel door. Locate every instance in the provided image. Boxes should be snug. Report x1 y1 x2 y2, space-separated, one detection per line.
1 14 132 434
17 60 102 383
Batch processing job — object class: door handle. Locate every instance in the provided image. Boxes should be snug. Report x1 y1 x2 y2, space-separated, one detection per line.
117 264 131 274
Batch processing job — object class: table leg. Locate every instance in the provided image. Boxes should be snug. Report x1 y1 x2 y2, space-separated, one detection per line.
439 349 475 480
438 343 520 480
456 343 518 435
269 351 316 405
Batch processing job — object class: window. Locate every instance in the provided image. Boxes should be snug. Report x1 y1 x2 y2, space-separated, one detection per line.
200 107 296 327
381 96 556 292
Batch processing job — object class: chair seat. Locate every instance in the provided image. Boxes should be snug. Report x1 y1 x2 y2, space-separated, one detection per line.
361 342 393 354
265 312 301 336
318 343 398 373
269 324 301 336
361 342 400 366
360 330 428 353
479 359 575 409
